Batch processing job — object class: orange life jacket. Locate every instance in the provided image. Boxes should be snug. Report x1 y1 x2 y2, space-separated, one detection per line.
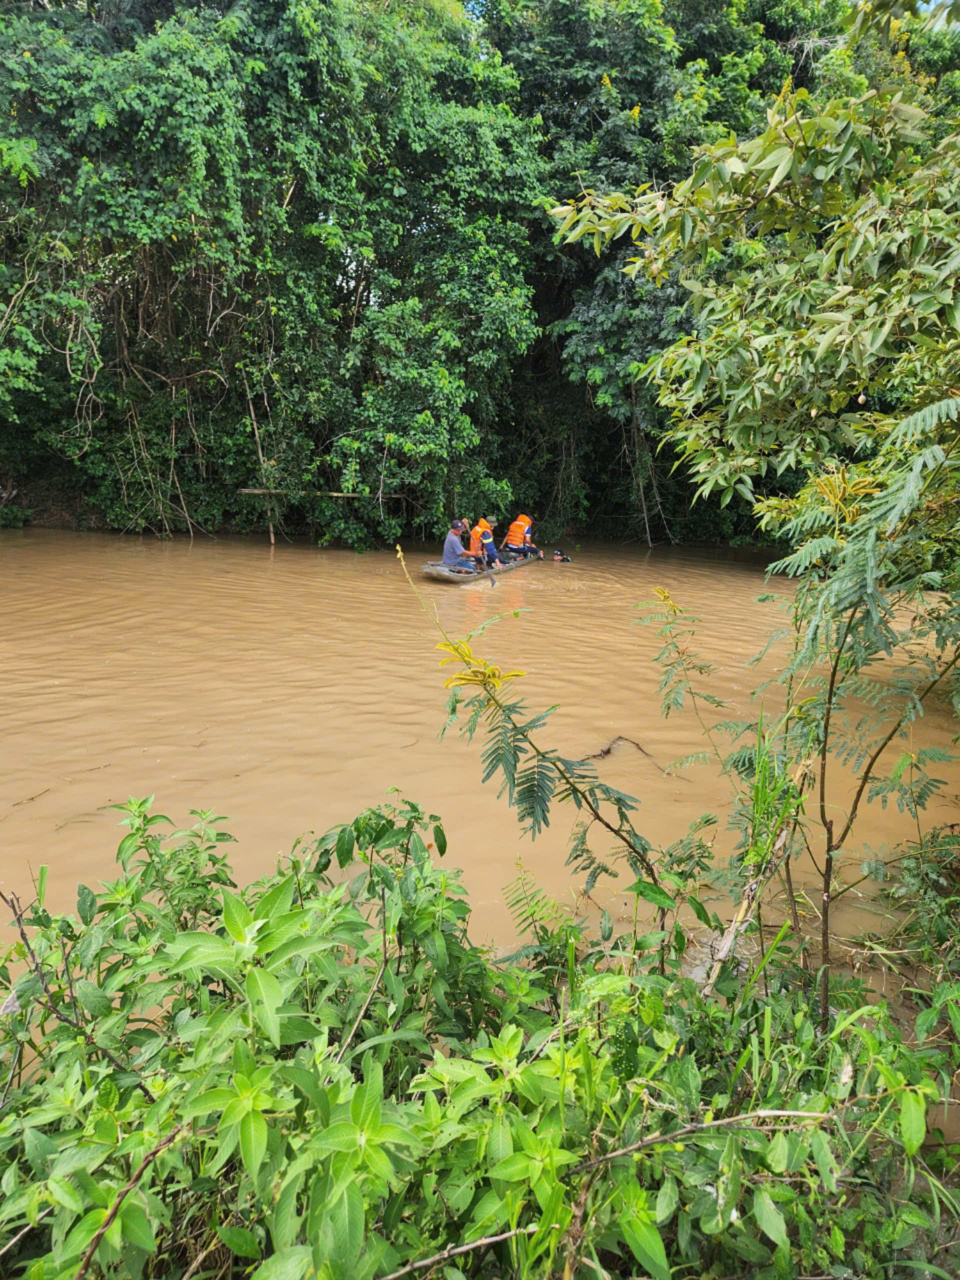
505 515 532 548
470 518 493 556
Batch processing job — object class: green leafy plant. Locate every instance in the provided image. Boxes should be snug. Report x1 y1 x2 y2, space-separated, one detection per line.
2 792 958 1279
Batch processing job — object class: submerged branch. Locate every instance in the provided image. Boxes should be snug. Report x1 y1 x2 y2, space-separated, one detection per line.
581 734 680 780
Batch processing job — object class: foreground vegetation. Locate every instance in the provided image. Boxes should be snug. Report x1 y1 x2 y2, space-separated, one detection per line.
0 786 957 1280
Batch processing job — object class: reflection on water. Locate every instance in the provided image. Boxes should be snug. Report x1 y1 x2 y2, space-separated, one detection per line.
2 528 957 947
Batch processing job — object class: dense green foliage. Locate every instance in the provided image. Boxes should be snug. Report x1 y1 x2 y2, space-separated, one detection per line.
0 0 540 542
6 0 960 543
1 791 957 1280
479 0 846 541
553 0 960 1020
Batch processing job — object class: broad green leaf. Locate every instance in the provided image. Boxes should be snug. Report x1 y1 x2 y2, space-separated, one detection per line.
253 876 296 921
96 1079 119 1112
900 1091 926 1156
809 1130 838 1192
330 1182 364 1265
222 1096 254 1129
62 1209 107 1259
335 826 355 868
47 1175 83 1214
765 1130 788 1175
341 1029 427 1059
470 1189 508 1233
489 1153 534 1181
184 1088 236 1119
23 1127 58 1172
487 1114 513 1169
766 148 795 194
270 1174 303 1251
757 144 791 172
120 1201 157 1253
753 1186 788 1246
890 1264 957 1280
116 833 141 862
621 1214 670 1280
351 1058 383 1132
313 1122 360 1153
75 980 112 1018
245 968 282 1048
624 879 675 910
264 934 339 970
217 1224 262 1259
168 935 237 974
240 1110 268 1181
254 910 316 956
104 1213 123 1252
250 1246 313 1280
829 1222 845 1258
675 1054 700 1105
76 884 97 927
279 1065 325 1110
223 889 253 942
655 1176 678 1224
729 1232 771 1263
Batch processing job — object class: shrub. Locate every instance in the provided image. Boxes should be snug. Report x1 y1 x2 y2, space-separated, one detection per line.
1 798 957 1279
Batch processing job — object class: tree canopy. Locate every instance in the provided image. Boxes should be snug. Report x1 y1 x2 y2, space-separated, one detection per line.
1 0 541 540
3 0 960 544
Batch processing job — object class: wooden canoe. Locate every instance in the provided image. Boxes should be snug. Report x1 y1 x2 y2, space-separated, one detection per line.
421 555 539 584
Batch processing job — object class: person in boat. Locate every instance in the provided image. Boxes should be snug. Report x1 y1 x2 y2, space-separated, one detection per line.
501 513 543 559
442 520 480 572
470 516 503 569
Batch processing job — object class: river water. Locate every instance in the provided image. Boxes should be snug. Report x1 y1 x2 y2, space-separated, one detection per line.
3 529 958 952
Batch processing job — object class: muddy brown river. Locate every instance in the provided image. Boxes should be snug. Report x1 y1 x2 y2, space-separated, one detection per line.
3 529 959 952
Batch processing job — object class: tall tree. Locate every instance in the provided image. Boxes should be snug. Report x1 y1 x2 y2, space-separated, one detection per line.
480 0 843 542
0 0 542 540
553 52 960 1016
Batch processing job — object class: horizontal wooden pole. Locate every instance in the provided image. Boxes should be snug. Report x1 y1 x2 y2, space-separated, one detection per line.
238 489 403 499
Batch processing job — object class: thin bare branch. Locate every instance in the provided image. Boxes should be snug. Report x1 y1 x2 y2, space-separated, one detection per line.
381 1224 544 1280
566 1109 829 1178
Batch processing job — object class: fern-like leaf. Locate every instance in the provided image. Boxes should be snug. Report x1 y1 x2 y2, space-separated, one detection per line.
515 755 557 836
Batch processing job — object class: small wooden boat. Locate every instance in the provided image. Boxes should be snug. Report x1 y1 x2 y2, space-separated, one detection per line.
421 555 539 584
